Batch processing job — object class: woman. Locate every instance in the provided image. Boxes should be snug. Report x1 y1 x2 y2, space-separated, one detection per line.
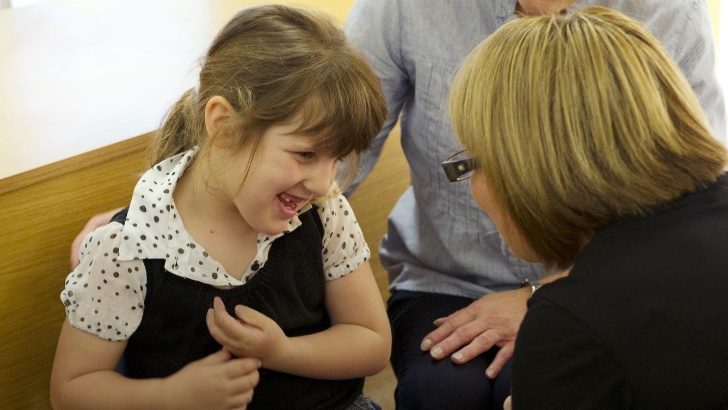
447 6 728 409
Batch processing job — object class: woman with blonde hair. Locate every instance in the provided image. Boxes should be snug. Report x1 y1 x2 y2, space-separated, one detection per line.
447 6 728 409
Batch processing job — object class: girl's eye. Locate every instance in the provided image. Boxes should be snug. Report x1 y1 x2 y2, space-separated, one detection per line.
296 152 315 159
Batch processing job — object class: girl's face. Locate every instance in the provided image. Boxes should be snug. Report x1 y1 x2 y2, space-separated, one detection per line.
216 118 338 236
515 0 577 16
469 170 542 263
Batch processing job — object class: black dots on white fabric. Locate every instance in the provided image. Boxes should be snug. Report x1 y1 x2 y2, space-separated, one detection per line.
315 191 371 281
61 221 147 342
62 149 369 343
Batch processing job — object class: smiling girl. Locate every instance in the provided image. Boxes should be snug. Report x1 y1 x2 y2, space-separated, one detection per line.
50 5 390 410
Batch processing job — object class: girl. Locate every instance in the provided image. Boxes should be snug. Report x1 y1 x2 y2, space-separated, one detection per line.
50 5 390 410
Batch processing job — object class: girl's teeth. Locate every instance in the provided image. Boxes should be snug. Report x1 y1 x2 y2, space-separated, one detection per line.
279 194 296 209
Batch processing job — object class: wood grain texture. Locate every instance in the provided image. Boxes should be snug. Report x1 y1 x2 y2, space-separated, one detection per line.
0 134 150 410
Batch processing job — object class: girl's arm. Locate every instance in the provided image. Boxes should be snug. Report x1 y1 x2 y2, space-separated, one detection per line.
207 260 391 379
50 319 260 410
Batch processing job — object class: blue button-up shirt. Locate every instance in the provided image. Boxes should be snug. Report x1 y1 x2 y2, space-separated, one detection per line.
345 0 727 299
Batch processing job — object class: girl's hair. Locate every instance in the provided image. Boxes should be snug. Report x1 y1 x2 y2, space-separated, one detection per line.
149 5 387 191
450 6 727 268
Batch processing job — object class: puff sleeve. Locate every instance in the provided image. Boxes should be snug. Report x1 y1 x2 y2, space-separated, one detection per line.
318 194 371 280
61 222 147 341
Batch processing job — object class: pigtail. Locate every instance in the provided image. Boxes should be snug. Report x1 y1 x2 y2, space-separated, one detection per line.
148 87 203 167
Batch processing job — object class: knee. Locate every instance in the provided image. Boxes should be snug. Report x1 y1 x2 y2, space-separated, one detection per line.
395 359 491 410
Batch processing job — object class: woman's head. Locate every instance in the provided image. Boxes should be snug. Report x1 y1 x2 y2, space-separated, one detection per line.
151 5 387 190
450 6 727 267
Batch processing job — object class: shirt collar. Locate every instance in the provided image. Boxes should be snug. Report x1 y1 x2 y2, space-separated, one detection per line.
118 147 305 286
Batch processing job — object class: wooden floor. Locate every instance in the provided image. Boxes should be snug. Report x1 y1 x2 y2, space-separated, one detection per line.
364 362 397 410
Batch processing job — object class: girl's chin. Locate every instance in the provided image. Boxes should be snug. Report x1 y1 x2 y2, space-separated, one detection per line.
256 220 291 237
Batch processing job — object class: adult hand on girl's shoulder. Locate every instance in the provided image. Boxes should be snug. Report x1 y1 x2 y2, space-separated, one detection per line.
207 297 290 365
164 347 260 410
70 207 123 269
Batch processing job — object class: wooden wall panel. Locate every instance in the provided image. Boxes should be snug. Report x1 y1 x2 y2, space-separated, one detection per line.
0 135 150 410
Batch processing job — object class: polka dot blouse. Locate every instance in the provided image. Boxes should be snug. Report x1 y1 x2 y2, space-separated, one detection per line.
61 148 371 341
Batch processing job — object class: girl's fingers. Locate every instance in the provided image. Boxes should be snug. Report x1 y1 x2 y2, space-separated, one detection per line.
213 297 245 333
207 307 236 346
234 305 269 330
223 357 261 379
226 389 255 410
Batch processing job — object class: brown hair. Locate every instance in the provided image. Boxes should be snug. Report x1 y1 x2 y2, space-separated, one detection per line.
149 5 387 191
450 6 727 267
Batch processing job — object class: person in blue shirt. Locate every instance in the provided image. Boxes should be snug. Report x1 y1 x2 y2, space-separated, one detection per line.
344 0 726 409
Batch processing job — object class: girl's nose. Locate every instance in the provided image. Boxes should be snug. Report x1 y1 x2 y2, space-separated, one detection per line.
304 159 338 197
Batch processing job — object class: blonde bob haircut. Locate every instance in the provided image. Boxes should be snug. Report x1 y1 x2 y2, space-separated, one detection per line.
450 6 727 268
150 5 387 193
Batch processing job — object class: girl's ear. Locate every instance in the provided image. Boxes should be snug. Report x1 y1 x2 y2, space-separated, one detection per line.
204 96 236 148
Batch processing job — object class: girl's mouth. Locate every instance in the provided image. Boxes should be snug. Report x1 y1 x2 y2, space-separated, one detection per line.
276 192 307 217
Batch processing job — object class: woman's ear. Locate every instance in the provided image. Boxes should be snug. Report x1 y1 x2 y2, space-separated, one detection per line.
204 96 236 147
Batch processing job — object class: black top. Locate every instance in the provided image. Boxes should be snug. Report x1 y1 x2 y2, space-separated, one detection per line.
512 174 728 409
111 207 364 410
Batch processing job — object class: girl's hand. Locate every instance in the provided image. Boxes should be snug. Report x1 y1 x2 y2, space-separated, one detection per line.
207 297 290 364
164 347 260 410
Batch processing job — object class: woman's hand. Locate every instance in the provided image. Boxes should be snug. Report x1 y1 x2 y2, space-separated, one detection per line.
207 297 290 364
164 347 260 410
70 208 122 269
421 269 570 379
504 395 513 410
420 287 530 379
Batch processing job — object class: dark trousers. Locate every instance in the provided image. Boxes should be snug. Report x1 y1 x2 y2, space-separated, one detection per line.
388 291 512 410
